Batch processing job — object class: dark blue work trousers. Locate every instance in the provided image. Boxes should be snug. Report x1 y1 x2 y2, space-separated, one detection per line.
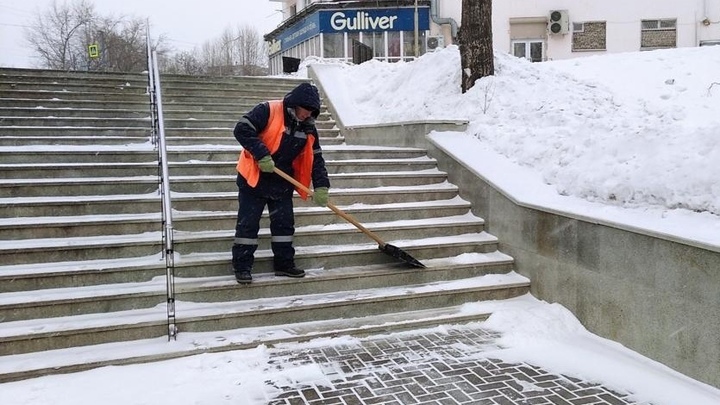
232 187 295 273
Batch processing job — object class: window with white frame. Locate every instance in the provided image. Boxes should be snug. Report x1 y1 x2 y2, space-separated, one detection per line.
511 40 543 62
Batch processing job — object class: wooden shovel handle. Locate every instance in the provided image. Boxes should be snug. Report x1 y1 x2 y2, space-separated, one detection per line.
273 167 387 247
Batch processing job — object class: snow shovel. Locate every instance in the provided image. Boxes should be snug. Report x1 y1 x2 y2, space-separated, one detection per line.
273 167 425 268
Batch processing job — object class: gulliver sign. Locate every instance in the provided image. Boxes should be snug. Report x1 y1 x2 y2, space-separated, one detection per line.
271 7 430 53
330 11 399 31
320 8 429 32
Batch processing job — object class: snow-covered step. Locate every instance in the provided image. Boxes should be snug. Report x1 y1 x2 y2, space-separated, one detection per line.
0 116 152 127
0 213 489 265
0 157 437 178
173 213 488 254
0 145 406 167
0 212 162 239
0 197 472 240
0 175 160 197
0 253 166 293
170 182 461 208
0 295 525 383
0 106 152 119
0 135 149 146
0 162 160 179
172 196 473 232
161 86 291 97
165 145 429 162
0 184 460 218
0 192 161 217
162 126 341 138
166 170 447 193
0 73 147 90
0 251 515 323
325 156 438 173
173 232 503 277
0 97 151 110
0 127 150 138
0 147 156 164
0 270 527 357
162 117 336 130
0 233 502 292
163 135 344 146
0 89 148 102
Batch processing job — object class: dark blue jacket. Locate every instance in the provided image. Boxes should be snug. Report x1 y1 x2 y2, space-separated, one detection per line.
233 83 330 199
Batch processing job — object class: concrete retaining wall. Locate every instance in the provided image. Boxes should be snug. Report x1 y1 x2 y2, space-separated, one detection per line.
427 138 720 389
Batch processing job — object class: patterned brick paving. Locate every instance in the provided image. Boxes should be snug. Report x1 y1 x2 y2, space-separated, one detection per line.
263 326 652 405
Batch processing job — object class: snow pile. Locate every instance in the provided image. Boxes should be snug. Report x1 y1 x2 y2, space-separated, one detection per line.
311 45 720 216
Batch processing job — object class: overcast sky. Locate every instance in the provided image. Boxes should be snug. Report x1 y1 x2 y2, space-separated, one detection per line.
0 0 283 68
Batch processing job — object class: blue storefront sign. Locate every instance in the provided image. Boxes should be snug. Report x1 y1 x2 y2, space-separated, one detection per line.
320 8 429 33
271 7 430 54
275 12 321 51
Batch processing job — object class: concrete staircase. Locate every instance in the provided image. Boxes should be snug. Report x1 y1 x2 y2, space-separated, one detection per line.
0 68 529 382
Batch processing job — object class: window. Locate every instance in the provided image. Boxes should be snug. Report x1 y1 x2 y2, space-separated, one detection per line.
387 31 402 61
641 18 677 49
323 33 344 58
512 40 543 62
642 19 677 30
361 32 385 58
347 32 360 61
403 30 424 60
572 21 607 51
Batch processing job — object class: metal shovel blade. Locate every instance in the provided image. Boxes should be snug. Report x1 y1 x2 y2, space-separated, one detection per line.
380 243 426 268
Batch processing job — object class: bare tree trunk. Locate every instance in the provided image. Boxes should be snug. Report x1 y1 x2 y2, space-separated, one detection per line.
459 0 494 93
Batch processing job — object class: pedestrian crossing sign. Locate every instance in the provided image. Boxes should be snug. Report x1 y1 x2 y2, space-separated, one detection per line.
88 43 99 58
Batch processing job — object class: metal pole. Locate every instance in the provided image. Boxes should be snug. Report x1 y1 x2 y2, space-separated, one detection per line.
414 0 419 57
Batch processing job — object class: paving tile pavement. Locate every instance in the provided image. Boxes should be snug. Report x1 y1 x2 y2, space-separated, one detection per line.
262 326 653 405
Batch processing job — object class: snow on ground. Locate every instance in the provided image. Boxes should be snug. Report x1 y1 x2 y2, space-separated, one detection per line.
2 295 720 405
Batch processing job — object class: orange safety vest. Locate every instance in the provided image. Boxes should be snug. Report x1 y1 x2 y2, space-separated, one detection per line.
236 100 315 200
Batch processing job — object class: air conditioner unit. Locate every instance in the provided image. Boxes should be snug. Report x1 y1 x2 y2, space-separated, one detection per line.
426 35 445 51
548 10 569 35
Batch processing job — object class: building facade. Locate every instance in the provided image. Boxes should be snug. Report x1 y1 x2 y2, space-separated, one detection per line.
265 0 720 73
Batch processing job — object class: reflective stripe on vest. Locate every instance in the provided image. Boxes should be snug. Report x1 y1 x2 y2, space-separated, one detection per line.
236 100 315 199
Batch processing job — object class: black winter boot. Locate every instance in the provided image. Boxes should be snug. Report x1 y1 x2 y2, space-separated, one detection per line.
274 267 305 278
235 270 252 284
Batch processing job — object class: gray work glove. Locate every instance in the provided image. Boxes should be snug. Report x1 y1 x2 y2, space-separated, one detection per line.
258 155 275 173
312 187 329 207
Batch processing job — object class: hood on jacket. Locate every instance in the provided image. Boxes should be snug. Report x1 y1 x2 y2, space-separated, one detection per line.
283 82 321 119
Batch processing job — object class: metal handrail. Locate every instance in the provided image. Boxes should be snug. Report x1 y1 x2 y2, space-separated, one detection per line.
146 30 177 340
